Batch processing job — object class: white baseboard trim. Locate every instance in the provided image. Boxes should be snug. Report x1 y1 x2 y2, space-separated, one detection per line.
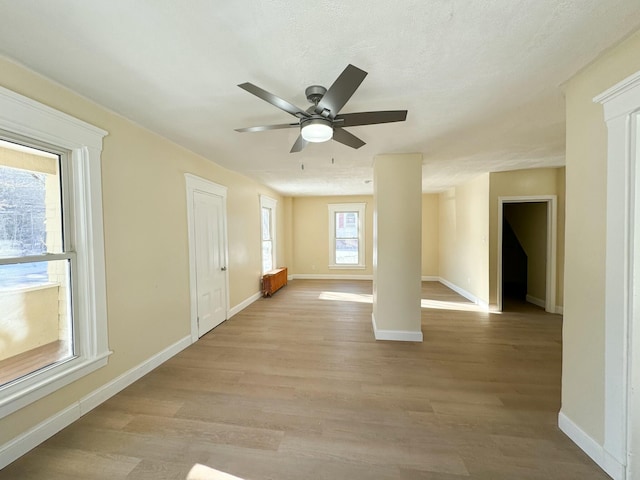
558 410 625 479
421 276 439 281
526 294 546 308
0 334 192 470
371 313 423 342
438 277 489 310
0 403 79 470
228 291 262 318
555 305 564 315
290 274 373 280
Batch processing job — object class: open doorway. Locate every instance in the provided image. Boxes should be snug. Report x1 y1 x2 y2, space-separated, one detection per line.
502 202 547 310
497 196 557 313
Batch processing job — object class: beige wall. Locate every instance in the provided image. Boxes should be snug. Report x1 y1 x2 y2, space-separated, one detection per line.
488 168 564 307
422 194 439 278
289 193 438 279
438 174 490 303
291 195 374 276
0 57 284 444
556 167 565 307
504 202 547 302
372 153 422 333
563 29 640 443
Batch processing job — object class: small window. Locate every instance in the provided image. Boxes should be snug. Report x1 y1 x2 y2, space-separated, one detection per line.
260 195 277 274
328 203 366 269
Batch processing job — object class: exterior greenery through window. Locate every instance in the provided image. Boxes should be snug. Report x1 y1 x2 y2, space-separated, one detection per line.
328 203 366 269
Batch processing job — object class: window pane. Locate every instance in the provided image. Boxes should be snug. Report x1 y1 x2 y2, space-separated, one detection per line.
0 259 74 386
335 212 358 239
261 207 271 241
0 141 63 258
262 240 273 272
336 239 359 264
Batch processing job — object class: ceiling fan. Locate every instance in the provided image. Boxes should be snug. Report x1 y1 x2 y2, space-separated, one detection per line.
235 64 408 153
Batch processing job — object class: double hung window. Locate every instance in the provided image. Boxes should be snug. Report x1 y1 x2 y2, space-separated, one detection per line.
0 86 109 418
260 195 277 274
328 203 366 269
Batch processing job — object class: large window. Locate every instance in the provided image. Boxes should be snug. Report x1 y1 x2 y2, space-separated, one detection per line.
328 203 366 269
0 86 109 419
260 195 277 274
0 140 74 387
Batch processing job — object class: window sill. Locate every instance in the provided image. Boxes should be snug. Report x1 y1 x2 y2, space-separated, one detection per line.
328 265 366 270
0 350 112 419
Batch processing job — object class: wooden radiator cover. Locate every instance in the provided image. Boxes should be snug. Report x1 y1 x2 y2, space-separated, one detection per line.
262 267 287 297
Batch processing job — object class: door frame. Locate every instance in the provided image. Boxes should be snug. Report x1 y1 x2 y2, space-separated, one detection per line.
185 174 230 343
497 195 557 313
595 70 640 479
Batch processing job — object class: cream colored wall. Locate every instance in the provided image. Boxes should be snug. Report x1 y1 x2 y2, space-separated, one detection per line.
282 196 294 271
488 168 563 307
291 195 374 276
563 29 640 444
0 57 284 444
556 167 565 307
503 202 547 301
421 194 439 278
372 153 422 333
438 174 490 303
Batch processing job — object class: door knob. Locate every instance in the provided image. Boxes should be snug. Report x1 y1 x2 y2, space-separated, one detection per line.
221 266 227 271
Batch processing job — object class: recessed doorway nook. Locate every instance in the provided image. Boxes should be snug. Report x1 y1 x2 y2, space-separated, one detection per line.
497 195 557 313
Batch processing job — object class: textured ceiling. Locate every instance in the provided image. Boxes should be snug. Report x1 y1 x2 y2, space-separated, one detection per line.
1 1 639 195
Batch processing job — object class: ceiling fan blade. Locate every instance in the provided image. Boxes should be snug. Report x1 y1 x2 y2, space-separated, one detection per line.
235 123 299 133
335 110 407 127
315 65 367 119
332 127 365 149
290 134 308 153
238 82 309 118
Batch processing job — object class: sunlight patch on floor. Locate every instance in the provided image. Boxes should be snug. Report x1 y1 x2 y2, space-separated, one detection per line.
319 291 373 303
187 464 246 480
421 298 496 313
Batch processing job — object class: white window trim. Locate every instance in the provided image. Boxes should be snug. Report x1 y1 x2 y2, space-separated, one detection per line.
0 86 110 419
328 203 366 269
260 195 277 274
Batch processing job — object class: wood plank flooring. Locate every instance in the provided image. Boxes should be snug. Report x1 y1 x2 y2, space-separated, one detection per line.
0 280 608 479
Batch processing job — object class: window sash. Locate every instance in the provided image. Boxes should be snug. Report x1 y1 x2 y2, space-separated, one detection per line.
260 196 277 274
328 203 365 269
0 85 110 420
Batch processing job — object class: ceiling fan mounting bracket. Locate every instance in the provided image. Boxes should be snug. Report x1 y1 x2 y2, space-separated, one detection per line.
305 85 327 105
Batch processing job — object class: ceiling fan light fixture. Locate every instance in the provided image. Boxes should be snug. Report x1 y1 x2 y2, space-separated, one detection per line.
301 118 333 143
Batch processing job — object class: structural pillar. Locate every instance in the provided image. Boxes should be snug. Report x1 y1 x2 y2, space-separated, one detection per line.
372 153 423 341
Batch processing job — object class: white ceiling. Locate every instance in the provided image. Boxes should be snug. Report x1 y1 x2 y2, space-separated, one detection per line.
1 1 639 196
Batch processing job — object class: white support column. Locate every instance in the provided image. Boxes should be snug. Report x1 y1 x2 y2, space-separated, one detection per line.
372 153 423 342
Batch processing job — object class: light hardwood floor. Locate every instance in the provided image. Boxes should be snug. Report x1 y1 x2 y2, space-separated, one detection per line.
1 280 608 479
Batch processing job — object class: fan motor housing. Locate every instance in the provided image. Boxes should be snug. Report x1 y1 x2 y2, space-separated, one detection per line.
305 85 327 105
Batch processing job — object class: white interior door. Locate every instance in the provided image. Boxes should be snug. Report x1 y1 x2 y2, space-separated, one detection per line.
194 190 227 337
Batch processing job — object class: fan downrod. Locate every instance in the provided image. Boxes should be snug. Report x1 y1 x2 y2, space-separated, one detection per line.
305 85 326 105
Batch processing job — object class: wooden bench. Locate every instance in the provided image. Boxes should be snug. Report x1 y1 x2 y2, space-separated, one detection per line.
262 267 288 297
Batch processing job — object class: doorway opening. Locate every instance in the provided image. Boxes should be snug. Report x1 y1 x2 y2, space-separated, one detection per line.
497 196 557 313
